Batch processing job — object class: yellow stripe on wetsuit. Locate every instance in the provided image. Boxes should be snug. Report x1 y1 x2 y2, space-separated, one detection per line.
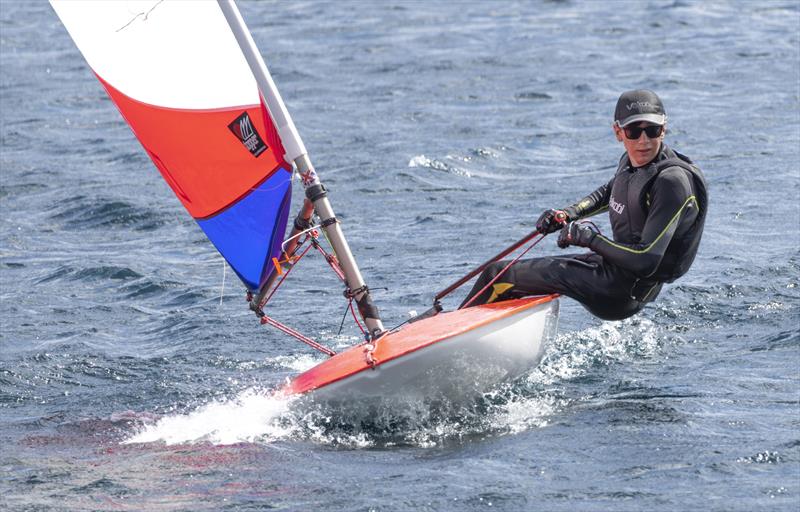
582 205 609 218
487 283 514 303
595 195 697 254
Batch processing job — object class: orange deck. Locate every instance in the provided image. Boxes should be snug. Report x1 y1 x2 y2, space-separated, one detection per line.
281 295 558 396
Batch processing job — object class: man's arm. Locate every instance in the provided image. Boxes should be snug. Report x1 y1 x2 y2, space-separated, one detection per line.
537 178 614 234
588 168 699 277
563 177 614 221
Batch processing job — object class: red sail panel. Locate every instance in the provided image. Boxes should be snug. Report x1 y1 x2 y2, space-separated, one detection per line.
98 75 286 220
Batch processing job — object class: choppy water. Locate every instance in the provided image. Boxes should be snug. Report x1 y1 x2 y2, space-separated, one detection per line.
2 1 799 510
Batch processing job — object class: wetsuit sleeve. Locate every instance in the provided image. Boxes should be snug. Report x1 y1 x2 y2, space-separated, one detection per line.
588 168 699 278
563 178 613 220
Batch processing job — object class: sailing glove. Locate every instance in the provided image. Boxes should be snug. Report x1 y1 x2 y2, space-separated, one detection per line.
536 209 569 234
557 221 597 249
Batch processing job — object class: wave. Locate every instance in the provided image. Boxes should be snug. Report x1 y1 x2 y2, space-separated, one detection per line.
123 388 295 446
48 196 166 232
121 317 664 448
408 154 472 178
34 264 143 284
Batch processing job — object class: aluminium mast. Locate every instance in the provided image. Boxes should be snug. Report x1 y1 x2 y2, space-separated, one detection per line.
216 0 385 338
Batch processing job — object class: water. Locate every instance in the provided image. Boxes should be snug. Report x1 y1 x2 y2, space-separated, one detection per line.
2 1 799 510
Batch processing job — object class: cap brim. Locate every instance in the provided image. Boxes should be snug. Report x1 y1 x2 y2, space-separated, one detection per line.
618 113 666 127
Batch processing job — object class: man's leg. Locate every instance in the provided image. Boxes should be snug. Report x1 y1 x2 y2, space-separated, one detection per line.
460 253 644 321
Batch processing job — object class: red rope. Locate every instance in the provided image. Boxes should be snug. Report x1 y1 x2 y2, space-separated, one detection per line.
261 316 336 357
313 242 366 336
459 233 547 310
256 232 368 353
313 242 345 281
348 299 368 338
259 242 313 308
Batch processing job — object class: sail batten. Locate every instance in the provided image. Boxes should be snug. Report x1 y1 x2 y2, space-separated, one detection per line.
51 0 293 291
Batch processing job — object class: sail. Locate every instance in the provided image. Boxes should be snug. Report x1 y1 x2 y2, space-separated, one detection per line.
50 0 292 291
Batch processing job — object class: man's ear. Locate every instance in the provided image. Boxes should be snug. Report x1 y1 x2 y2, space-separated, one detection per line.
613 123 623 142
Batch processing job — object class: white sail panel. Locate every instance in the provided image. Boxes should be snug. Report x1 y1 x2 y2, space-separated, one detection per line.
50 0 258 109
51 0 296 291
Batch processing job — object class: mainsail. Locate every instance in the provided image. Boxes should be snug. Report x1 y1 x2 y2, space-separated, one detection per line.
50 0 559 401
50 0 292 291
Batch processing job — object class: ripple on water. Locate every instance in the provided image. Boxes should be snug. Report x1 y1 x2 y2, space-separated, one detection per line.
737 450 783 464
530 317 663 385
118 276 183 300
47 197 166 232
3 1 799 509
407 154 472 177
34 264 143 284
514 91 553 101
748 328 799 353
113 317 668 449
123 388 295 446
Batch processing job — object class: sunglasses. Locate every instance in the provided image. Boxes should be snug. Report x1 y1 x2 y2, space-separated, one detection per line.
621 124 664 140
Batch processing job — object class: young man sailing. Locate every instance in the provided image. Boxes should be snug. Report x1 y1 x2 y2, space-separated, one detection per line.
461 90 708 320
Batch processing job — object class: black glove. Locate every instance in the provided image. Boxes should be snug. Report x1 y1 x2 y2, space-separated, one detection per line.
557 221 597 249
536 209 568 234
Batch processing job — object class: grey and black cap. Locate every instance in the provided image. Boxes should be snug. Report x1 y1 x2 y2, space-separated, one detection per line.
614 89 666 127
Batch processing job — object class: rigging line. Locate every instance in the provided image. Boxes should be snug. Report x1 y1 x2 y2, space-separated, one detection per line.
348 299 368 339
259 242 314 308
245 175 292 194
281 225 319 254
387 316 412 334
459 233 548 310
337 299 352 336
321 227 339 260
285 221 342 272
261 316 336 357
219 257 226 307
313 241 346 281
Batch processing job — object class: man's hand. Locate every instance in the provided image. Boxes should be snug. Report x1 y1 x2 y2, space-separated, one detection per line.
536 209 569 234
557 222 597 249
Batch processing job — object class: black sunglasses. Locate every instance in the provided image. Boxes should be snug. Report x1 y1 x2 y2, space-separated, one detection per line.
622 124 664 140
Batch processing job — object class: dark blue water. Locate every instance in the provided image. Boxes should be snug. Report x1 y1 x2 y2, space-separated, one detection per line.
2 1 799 510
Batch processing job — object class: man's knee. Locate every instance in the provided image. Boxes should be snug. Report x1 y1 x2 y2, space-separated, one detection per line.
483 260 508 279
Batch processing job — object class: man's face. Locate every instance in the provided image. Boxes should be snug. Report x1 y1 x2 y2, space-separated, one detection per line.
613 121 666 167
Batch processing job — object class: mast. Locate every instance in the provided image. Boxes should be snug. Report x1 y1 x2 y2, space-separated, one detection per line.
216 0 385 338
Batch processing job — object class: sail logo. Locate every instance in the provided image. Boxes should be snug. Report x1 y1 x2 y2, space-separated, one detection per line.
228 112 268 157
610 195 625 215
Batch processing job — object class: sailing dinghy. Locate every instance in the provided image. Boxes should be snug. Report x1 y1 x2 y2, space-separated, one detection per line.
51 0 559 408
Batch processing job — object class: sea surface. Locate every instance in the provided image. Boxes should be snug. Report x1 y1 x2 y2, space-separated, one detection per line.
2 1 799 511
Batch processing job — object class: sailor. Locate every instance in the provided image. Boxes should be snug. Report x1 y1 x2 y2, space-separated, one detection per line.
461 90 708 320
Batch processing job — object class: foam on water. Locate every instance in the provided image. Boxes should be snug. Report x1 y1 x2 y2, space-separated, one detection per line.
121 319 663 448
266 353 322 372
408 154 472 177
7 1 798 506
531 316 662 385
123 388 294 445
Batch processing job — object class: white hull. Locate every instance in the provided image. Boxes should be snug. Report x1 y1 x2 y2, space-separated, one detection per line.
298 298 559 409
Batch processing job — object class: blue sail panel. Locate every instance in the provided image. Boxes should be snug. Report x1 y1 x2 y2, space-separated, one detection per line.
197 169 292 291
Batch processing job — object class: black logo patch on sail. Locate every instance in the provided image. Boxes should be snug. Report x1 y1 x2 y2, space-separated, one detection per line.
228 112 268 157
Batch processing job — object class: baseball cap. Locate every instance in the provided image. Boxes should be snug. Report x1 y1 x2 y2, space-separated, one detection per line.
614 90 667 127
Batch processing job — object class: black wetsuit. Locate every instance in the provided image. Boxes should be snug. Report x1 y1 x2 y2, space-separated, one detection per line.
461 145 708 320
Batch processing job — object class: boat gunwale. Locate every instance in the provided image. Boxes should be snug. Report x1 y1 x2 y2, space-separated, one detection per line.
282 294 559 396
